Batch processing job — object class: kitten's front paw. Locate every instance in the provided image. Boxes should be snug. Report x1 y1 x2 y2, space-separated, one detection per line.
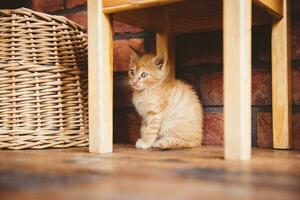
135 138 152 149
153 138 170 149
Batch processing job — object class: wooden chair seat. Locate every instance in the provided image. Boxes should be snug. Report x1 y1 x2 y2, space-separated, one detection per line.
88 0 292 160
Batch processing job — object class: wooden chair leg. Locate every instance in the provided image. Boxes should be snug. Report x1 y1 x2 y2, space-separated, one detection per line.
156 9 175 79
88 0 113 153
223 0 252 160
272 0 292 149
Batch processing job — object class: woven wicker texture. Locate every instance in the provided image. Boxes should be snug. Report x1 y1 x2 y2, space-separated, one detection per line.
0 8 88 150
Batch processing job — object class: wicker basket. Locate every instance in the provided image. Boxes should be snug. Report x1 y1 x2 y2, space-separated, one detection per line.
0 8 88 150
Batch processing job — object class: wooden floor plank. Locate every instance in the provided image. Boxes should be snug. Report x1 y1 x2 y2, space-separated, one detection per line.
0 145 300 200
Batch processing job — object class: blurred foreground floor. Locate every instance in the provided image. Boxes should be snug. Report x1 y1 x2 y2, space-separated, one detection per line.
0 144 300 200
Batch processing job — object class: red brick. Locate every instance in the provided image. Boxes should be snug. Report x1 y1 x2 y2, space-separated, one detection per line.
257 112 273 148
113 21 144 34
113 39 145 71
117 112 225 146
31 0 63 12
115 111 225 146
293 113 300 149
199 70 272 106
252 70 272 105
114 111 141 144
202 113 224 146
200 72 223 106
66 0 86 9
293 68 300 105
176 32 222 66
114 75 133 107
65 11 87 28
292 21 300 60
113 110 300 147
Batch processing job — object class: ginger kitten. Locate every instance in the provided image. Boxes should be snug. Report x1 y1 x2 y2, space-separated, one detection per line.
128 47 203 149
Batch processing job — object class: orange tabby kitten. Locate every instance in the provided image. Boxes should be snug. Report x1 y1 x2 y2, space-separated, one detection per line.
128 47 203 149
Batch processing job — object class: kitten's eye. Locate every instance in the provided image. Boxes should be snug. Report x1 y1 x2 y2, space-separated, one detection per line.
141 72 148 79
129 69 134 76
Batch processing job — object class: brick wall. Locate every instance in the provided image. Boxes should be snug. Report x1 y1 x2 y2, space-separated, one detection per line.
1 0 299 148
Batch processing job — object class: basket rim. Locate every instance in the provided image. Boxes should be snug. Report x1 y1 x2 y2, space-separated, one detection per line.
0 7 86 32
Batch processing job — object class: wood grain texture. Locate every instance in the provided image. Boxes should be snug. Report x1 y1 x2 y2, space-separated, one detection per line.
223 0 252 160
272 0 292 149
169 0 273 33
156 8 175 79
88 0 113 153
253 0 283 19
1 145 300 200
113 0 276 34
103 0 184 13
113 8 161 32
168 0 222 33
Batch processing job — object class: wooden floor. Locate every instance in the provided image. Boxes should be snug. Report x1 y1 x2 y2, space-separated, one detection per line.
0 145 300 200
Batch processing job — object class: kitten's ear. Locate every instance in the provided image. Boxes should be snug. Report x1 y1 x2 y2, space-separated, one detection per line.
152 54 166 70
129 45 139 61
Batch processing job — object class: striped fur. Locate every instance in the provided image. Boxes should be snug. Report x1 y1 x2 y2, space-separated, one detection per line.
128 49 203 149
